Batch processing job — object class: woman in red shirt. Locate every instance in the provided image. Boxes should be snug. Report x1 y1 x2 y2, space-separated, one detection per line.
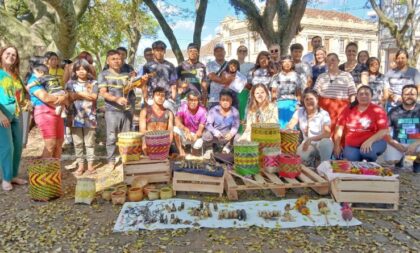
334 86 388 161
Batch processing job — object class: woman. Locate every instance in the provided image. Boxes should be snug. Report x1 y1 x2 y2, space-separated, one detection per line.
44 51 65 87
339 42 367 85
66 59 98 176
247 51 276 88
314 53 356 134
384 49 420 110
287 88 333 166
238 83 278 141
357 50 369 65
334 86 388 162
271 55 302 128
63 51 97 84
28 63 68 159
360 57 386 106
311 47 327 84
0 46 28 191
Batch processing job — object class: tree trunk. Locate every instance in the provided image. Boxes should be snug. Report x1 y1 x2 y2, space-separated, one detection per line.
193 0 208 51
127 29 141 66
95 52 103 71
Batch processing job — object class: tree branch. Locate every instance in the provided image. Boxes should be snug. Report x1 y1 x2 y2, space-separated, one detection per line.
369 0 398 36
144 0 184 63
398 0 415 38
193 0 208 51
74 0 90 21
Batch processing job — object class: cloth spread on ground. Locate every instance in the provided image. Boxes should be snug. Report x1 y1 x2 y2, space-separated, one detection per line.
113 198 361 231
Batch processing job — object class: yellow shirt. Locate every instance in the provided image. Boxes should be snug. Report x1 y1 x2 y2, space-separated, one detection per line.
49 67 65 87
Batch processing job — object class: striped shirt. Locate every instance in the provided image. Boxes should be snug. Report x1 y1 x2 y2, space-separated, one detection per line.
314 71 356 100
98 69 135 111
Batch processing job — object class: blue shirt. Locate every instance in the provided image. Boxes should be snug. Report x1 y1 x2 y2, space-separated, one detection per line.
27 74 46 107
206 105 240 137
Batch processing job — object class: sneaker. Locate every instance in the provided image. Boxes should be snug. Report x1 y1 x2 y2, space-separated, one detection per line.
395 156 404 169
413 161 420 173
203 149 213 160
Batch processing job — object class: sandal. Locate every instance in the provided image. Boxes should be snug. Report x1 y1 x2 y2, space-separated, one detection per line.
72 168 85 177
85 169 96 175
11 178 28 185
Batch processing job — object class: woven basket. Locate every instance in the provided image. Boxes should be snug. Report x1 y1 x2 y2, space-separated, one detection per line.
262 147 281 173
278 154 301 178
280 130 299 154
75 178 96 205
117 132 143 163
28 158 62 201
251 123 281 144
145 130 171 160
234 141 260 176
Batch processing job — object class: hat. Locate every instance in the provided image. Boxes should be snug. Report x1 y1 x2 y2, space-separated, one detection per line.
187 43 199 51
152 40 167 49
214 43 225 50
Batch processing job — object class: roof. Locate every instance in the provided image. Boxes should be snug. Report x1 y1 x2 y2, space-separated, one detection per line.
304 8 364 23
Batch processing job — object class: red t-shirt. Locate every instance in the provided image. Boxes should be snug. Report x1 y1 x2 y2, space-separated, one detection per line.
337 103 388 147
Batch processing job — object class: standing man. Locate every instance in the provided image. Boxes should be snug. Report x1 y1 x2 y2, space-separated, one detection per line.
176 43 207 105
385 84 420 173
143 40 178 113
290 43 313 88
302 36 322 66
99 50 135 167
136 47 154 77
206 43 227 108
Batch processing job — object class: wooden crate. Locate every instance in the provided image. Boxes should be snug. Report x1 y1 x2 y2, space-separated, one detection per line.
225 166 329 200
331 178 399 211
124 158 171 185
172 171 225 197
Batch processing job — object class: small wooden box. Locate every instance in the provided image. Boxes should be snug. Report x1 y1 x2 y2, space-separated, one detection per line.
331 178 399 211
124 158 171 185
172 171 225 197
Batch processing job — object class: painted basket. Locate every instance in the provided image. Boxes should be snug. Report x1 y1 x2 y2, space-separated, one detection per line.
262 147 281 173
251 123 281 144
280 130 300 154
234 141 260 176
117 132 143 163
28 158 62 201
278 154 301 178
145 130 171 160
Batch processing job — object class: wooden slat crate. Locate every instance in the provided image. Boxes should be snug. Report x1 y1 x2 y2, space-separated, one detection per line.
225 165 329 200
172 171 225 197
124 158 171 185
331 178 399 211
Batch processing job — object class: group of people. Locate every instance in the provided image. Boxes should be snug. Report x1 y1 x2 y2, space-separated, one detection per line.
1 36 419 190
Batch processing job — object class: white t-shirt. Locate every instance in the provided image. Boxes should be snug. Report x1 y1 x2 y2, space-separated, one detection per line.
292 108 331 141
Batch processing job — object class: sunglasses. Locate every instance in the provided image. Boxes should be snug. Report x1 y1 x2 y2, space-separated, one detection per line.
270 49 279 53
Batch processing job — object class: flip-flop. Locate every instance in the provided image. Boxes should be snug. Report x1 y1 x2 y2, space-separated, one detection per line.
11 178 28 185
72 169 84 177
84 170 97 175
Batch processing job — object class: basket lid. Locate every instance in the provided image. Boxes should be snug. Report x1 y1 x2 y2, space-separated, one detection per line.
118 131 143 138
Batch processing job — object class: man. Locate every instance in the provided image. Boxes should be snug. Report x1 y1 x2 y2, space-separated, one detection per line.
302 36 322 66
203 89 240 156
176 43 207 105
206 43 227 108
385 84 420 173
136 47 154 77
139 87 174 153
290 43 313 88
174 90 207 157
99 50 135 167
143 40 177 113
103 47 135 74
236 45 254 76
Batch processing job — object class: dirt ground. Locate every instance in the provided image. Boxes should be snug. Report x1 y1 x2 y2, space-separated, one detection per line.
0 125 419 253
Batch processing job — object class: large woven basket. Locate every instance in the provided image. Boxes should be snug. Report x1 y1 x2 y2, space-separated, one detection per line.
278 154 301 178
28 158 62 201
280 130 300 154
251 123 282 166
117 132 143 163
234 141 260 176
145 130 171 160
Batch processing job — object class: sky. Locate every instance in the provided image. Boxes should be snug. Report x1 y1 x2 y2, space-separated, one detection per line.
138 0 376 55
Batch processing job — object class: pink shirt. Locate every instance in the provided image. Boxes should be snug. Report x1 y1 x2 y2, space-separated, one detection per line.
176 103 207 133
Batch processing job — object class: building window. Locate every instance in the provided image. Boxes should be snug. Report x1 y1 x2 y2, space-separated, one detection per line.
324 38 330 52
227 42 232 56
367 40 372 53
307 39 313 52
339 39 345 53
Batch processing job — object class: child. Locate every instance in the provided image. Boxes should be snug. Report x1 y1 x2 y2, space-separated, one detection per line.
27 64 68 116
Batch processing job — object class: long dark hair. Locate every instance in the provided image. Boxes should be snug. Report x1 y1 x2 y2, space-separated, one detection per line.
366 57 381 75
25 55 45 84
71 59 95 80
251 51 275 76
349 85 373 109
226 59 240 73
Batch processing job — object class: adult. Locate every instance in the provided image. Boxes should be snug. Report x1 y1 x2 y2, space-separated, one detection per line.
384 49 420 110
238 84 278 142
290 43 312 88
385 85 420 173
314 53 356 134
176 43 207 104
66 59 98 176
248 51 275 88
286 88 333 166
63 51 97 84
98 50 134 167
302 36 322 66
271 55 302 128
339 42 367 86
143 40 177 113
357 50 369 65
268 43 281 73
0 46 28 191
203 89 240 155
360 57 386 106
311 47 328 84
236 45 254 133
334 86 388 162
136 48 154 77
206 43 227 108
44 51 65 87
103 47 135 74
174 90 206 157
139 87 174 153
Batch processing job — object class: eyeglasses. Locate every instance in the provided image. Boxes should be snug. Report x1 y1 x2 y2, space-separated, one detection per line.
270 49 279 53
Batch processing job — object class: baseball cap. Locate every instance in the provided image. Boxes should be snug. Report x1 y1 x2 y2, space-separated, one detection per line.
214 43 225 51
152 40 167 49
187 43 199 51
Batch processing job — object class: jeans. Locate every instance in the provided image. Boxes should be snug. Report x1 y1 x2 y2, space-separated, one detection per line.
297 138 333 164
105 110 132 162
343 139 387 162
